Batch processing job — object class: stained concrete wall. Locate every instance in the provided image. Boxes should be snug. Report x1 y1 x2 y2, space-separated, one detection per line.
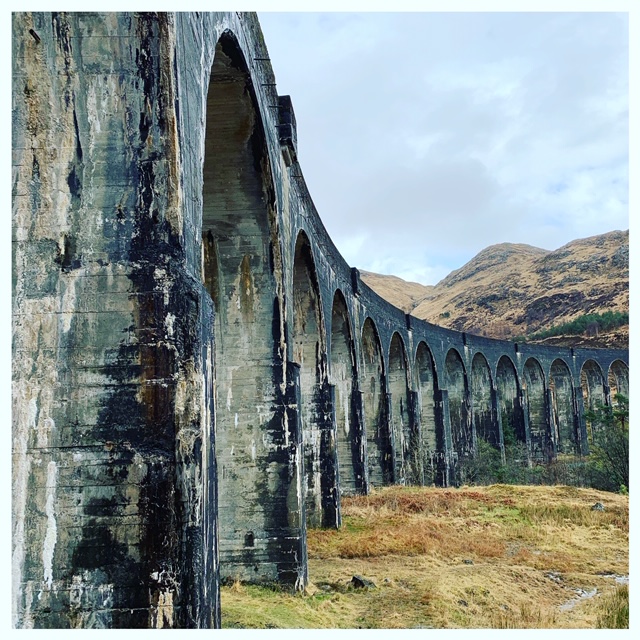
12 12 219 628
12 10 629 629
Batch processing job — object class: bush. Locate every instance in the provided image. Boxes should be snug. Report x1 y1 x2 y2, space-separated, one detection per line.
584 394 629 493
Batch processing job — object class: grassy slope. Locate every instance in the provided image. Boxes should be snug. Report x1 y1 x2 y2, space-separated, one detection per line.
221 485 628 629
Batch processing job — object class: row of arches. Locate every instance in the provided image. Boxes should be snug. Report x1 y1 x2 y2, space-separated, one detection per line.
289 228 630 494
197 30 628 586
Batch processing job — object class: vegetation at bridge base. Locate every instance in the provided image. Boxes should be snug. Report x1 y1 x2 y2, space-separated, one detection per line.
220 485 628 628
459 394 628 494
584 394 629 493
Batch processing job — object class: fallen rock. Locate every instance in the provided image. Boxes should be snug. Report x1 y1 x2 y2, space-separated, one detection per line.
591 502 605 511
351 575 376 589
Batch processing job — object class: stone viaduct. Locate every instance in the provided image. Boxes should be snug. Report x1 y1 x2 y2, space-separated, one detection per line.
12 11 628 629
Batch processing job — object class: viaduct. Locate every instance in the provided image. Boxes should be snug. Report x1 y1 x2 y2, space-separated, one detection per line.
12 12 629 628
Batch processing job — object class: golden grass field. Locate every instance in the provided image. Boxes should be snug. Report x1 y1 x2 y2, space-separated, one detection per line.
221 484 628 629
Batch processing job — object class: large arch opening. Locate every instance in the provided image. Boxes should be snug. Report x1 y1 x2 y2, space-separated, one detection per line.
471 353 498 448
416 342 444 485
292 232 336 529
361 318 392 486
549 359 576 454
608 360 629 405
330 290 363 495
523 358 551 461
202 33 304 583
445 348 472 477
496 356 526 464
389 333 416 484
581 359 607 442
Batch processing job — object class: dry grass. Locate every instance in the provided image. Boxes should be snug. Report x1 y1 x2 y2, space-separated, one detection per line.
221 484 628 628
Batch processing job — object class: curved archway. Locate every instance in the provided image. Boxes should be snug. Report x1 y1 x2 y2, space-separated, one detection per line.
361 318 392 486
549 359 577 454
523 358 551 461
202 32 302 582
292 231 336 528
581 359 607 442
445 349 472 468
471 353 498 447
330 290 363 495
416 342 444 485
389 333 415 484
608 360 629 406
496 356 525 466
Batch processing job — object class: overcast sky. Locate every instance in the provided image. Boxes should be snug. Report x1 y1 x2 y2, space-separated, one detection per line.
257 11 629 285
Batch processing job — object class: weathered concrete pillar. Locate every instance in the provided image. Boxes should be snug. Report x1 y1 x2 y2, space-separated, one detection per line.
408 390 424 485
573 387 590 456
12 12 219 628
319 382 341 528
385 392 397 483
434 389 453 486
352 385 369 494
492 387 507 464
519 389 533 465
545 388 557 462
603 383 612 407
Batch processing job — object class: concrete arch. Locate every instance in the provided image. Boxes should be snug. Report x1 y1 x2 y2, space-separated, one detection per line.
361 317 392 487
330 289 365 495
523 357 551 461
549 359 577 455
581 359 607 442
415 341 445 486
496 355 526 466
471 352 498 448
292 231 337 528
445 348 472 467
389 332 415 484
202 31 297 583
608 359 629 405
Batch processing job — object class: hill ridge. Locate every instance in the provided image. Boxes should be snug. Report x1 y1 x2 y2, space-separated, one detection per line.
360 229 629 348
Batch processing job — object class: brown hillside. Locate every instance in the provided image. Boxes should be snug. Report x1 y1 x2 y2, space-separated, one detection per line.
360 230 628 348
359 270 433 313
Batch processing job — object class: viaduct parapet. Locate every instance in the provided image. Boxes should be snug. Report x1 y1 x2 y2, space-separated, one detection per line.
12 12 628 628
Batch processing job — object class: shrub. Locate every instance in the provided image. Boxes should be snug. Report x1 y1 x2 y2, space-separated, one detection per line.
584 394 629 492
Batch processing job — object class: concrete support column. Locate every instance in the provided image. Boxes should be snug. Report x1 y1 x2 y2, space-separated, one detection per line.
492 386 506 464
284 362 309 587
320 382 341 529
573 386 589 456
385 392 396 483
408 390 424 485
604 383 612 407
519 389 533 464
434 389 453 487
545 388 557 462
351 384 368 494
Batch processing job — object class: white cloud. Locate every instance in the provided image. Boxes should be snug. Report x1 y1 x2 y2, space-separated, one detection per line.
259 11 629 284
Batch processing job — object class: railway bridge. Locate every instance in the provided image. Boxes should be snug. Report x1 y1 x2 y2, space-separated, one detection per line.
12 11 628 628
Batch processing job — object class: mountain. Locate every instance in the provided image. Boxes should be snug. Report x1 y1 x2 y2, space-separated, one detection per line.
360 230 629 349
358 271 433 313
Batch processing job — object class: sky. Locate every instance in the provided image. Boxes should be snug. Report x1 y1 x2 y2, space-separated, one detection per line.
257 11 629 285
